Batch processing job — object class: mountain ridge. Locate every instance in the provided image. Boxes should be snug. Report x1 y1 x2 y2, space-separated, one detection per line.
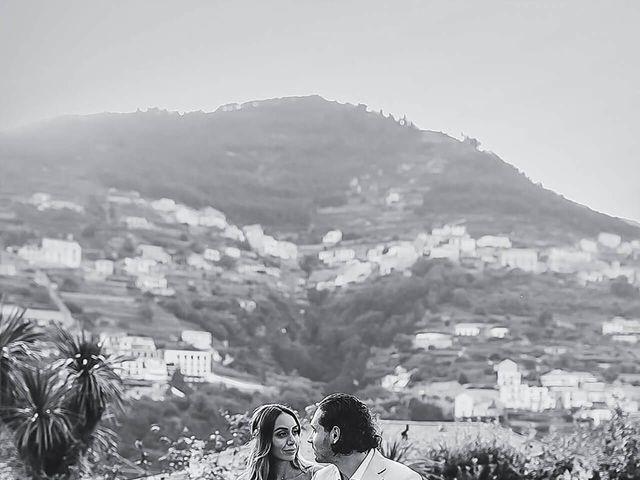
0 95 637 243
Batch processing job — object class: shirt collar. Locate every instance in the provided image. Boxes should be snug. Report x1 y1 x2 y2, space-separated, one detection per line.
350 449 376 480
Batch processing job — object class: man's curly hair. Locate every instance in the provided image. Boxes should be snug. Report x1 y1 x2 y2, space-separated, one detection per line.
317 393 381 454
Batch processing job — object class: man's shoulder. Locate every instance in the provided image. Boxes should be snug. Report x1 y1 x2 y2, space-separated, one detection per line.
313 464 340 480
376 453 421 480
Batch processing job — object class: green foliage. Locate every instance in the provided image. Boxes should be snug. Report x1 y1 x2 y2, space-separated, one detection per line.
0 308 126 479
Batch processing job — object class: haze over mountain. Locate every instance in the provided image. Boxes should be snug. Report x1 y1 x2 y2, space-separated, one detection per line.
1 95 637 243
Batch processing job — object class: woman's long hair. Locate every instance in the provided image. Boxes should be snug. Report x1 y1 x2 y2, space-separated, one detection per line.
242 404 310 480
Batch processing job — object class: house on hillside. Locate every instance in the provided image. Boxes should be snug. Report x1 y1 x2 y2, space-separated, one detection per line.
198 207 227 228
489 326 510 339
454 389 502 419
428 244 460 263
547 248 592 273
181 330 212 350
602 317 640 335
322 229 343 246
477 235 512 249
150 197 177 212
175 206 200 226
540 369 598 388
454 323 484 337
138 244 171 264
334 260 373 287
499 248 538 273
123 216 153 230
18 237 82 269
598 232 622 249
163 346 213 382
495 359 521 387
414 332 453 350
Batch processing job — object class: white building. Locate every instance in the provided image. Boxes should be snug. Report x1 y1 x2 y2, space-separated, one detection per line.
476 235 512 249
120 357 168 382
489 326 509 339
499 248 538 272
187 253 212 271
381 366 411 392
181 330 213 350
432 224 467 240
547 248 592 273
150 198 177 212
334 260 373 287
320 248 356 266
322 230 343 246
454 323 484 337
454 389 502 419
495 359 521 387
203 248 221 262
450 237 477 256
0 305 68 327
222 225 245 242
225 246 241 259
100 333 158 358
123 257 157 276
175 206 200 226
18 238 82 268
135 274 168 291
612 334 638 343
123 216 152 230
198 207 227 228
163 348 213 380
414 332 453 350
0 263 17 276
602 317 640 335
579 239 599 254
138 245 171 264
540 369 598 388
598 232 622 249
429 244 460 263
375 243 420 275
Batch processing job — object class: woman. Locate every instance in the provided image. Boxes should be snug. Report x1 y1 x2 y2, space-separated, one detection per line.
240 404 320 480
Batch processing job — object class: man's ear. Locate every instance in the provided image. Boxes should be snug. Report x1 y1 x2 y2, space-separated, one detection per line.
330 426 341 445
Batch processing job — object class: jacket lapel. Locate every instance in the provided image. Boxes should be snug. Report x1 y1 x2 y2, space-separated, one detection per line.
366 450 387 480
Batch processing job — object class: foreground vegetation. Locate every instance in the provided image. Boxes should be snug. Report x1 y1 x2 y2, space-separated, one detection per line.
134 410 640 480
0 304 125 479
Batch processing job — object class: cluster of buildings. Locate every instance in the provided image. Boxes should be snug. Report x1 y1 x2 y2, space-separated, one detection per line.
453 359 640 426
100 329 221 388
29 192 84 214
413 324 510 350
17 237 82 269
307 223 640 292
601 316 640 344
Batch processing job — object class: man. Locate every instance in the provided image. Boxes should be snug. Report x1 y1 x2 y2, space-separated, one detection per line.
308 393 421 480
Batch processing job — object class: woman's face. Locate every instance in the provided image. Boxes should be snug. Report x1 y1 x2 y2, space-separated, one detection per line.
270 412 300 462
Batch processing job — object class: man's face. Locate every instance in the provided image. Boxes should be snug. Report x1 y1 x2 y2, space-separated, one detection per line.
308 408 335 464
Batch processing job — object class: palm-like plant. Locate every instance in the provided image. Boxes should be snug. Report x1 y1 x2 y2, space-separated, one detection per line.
53 326 126 472
2 368 74 478
0 304 42 407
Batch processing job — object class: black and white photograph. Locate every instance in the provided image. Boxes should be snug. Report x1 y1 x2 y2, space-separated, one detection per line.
1 1 640 479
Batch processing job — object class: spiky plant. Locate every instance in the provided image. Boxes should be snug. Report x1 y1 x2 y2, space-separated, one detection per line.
52 326 126 472
0 304 42 407
1 368 74 478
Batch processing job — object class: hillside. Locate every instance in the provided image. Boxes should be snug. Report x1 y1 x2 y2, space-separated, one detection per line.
1 95 637 243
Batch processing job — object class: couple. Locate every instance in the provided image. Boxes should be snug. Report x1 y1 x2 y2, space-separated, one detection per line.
239 393 420 480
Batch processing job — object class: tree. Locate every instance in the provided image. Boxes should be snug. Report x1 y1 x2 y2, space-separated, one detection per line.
3 369 73 478
0 305 41 407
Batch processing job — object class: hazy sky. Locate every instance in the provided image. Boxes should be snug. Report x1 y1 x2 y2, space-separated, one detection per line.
2 1 639 222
